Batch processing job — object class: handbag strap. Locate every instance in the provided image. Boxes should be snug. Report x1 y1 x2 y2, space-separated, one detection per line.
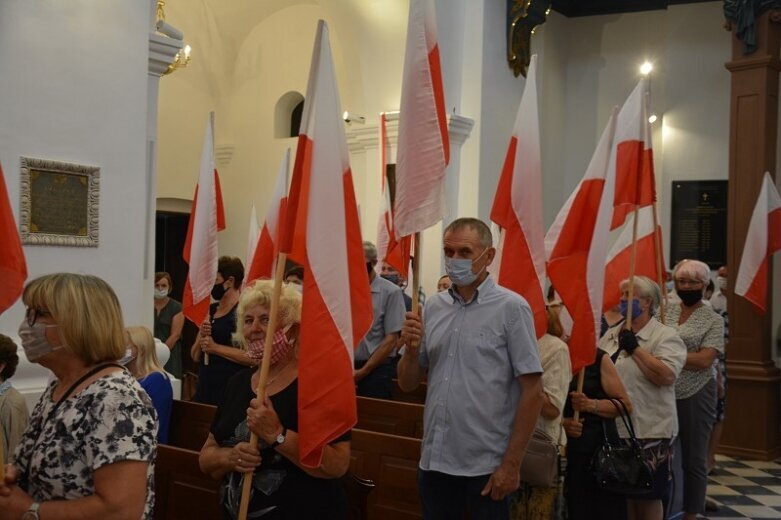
606 398 642 443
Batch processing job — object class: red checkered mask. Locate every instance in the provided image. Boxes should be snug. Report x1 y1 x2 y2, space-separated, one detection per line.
248 325 293 366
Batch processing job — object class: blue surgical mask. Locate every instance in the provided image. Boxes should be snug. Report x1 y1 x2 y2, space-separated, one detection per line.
619 299 643 320
445 248 488 287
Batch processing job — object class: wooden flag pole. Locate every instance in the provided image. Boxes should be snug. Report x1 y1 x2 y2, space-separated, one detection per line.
651 202 667 324
624 205 642 331
411 232 421 314
572 370 586 422
237 253 288 520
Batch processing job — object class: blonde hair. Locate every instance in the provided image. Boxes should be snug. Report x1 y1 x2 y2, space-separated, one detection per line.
125 326 164 379
22 273 125 364
619 276 661 315
233 279 302 348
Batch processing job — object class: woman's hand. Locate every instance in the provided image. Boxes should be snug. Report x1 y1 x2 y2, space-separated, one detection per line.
562 417 584 438
247 396 283 445
230 442 262 474
199 320 212 338
201 337 219 355
569 391 592 412
0 465 18 497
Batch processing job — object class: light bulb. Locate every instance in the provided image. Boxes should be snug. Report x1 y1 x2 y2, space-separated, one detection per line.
639 61 653 75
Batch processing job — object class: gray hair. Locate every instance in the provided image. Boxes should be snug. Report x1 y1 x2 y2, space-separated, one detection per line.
363 241 378 262
672 259 710 283
620 275 661 315
443 218 493 249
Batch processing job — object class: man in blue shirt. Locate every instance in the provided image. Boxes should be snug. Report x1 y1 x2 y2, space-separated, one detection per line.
398 218 543 519
354 242 406 398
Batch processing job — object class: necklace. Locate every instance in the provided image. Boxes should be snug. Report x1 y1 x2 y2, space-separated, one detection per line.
253 357 295 392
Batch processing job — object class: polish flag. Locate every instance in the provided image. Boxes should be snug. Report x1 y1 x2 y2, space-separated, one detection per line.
376 113 411 277
603 206 666 312
611 79 656 230
545 108 618 374
0 162 27 314
244 205 259 284
246 149 289 284
279 20 373 467
735 172 781 313
490 55 546 339
182 113 226 325
394 0 450 238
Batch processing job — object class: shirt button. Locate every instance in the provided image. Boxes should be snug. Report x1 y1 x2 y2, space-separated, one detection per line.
454 328 458 332
444 377 448 382
449 353 454 357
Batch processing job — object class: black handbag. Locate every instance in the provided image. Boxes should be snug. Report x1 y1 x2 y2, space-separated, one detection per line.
590 398 654 495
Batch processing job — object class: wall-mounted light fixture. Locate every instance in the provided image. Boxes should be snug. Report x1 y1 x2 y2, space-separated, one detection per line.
343 111 366 124
157 0 192 76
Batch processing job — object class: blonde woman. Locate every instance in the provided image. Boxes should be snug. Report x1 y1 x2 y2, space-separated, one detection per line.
0 273 156 520
125 326 173 444
199 280 351 519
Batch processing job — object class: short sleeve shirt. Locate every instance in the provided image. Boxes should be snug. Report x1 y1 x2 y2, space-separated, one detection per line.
418 276 543 476
663 304 725 399
12 371 157 518
536 334 572 444
600 319 686 439
355 275 406 361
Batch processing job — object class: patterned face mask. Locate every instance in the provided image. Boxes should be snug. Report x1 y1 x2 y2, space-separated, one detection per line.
247 325 293 366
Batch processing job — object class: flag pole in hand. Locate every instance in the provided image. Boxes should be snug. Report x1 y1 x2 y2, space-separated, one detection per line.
237 253 287 520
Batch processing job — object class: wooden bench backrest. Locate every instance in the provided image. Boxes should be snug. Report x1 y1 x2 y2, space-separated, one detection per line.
155 444 221 520
351 428 422 519
356 396 424 438
168 400 217 451
391 379 427 404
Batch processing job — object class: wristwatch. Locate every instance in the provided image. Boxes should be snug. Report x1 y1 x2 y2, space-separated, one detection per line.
22 502 40 520
270 427 287 449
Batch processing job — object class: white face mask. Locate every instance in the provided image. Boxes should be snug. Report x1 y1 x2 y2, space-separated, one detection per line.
716 276 727 290
118 347 135 366
154 288 169 300
18 321 64 363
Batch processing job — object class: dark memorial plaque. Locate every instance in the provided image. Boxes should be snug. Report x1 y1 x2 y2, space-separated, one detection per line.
30 170 89 236
670 180 727 269
19 157 100 247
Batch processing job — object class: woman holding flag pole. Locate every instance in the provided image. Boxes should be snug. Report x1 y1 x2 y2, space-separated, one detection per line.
198 278 351 519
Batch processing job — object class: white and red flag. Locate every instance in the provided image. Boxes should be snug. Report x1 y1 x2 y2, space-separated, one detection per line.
603 206 666 312
244 205 259 285
279 20 373 467
0 162 27 314
611 79 656 230
246 149 290 284
376 113 411 276
394 0 450 238
545 108 618 374
735 172 781 313
490 55 546 338
182 113 226 326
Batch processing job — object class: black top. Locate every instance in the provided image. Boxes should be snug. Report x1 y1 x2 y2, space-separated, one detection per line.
211 369 350 519
193 303 244 405
563 349 619 453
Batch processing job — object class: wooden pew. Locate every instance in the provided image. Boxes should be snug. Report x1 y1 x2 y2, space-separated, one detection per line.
155 444 221 520
351 428 422 519
356 396 424 438
168 399 216 451
391 379 427 404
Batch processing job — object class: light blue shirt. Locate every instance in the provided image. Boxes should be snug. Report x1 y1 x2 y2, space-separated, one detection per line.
418 275 543 476
354 275 406 362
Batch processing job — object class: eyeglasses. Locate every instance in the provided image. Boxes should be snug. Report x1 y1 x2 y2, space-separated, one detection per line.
25 307 52 327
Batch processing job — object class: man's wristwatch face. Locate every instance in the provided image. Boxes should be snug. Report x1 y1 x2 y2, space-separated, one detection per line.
275 430 286 445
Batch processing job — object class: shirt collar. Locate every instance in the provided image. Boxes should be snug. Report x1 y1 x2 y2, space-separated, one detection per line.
447 275 495 305
0 379 11 397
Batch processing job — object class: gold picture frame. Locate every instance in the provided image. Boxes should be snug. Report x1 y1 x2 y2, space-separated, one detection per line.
19 157 100 247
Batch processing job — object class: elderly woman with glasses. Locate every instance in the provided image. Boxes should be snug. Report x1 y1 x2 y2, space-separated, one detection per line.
0 273 157 520
198 280 351 519
664 260 725 520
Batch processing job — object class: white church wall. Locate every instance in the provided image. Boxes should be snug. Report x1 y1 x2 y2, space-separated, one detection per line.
0 1 153 337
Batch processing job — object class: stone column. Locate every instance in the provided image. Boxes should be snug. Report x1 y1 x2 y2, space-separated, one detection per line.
723 8 781 460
